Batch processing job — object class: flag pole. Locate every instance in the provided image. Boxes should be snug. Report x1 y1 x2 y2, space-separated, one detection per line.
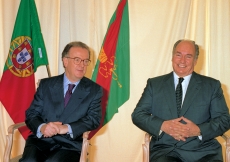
46 65 51 77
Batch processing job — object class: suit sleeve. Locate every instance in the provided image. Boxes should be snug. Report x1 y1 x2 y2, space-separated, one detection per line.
198 80 230 142
69 86 103 139
131 79 164 140
25 79 46 134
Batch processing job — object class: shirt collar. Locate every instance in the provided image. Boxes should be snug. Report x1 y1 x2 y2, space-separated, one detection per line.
173 72 192 87
63 73 80 92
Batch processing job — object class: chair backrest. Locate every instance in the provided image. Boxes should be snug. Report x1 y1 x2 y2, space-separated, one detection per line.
3 122 90 162
142 132 230 162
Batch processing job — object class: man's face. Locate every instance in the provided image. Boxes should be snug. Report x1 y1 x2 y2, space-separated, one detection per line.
63 47 89 82
172 41 197 77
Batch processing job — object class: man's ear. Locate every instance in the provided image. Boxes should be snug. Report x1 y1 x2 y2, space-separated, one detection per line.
63 57 68 68
194 58 198 66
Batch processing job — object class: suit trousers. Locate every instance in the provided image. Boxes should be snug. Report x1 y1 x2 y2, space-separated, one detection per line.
19 144 80 162
152 149 223 162
153 155 222 162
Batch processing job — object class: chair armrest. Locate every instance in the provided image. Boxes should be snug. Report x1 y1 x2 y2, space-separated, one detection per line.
8 122 26 134
3 122 26 162
222 133 230 162
80 131 90 162
143 133 151 162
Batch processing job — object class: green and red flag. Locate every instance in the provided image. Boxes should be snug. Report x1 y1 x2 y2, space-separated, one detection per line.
89 0 130 139
0 0 48 139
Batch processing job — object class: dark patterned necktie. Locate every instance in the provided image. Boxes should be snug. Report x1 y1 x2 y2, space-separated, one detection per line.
175 78 184 116
64 84 75 107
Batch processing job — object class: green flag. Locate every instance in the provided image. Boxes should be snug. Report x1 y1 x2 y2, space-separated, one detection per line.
89 0 130 139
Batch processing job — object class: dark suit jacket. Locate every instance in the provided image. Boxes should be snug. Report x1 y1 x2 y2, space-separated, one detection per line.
25 74 102 152
132 72 230 161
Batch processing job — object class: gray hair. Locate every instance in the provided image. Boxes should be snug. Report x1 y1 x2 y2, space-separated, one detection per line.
172 39 199 59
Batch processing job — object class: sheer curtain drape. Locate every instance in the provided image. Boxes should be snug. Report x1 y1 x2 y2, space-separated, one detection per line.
1 0 230 162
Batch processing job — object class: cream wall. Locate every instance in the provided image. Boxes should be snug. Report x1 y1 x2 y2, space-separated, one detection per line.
1 0 230 162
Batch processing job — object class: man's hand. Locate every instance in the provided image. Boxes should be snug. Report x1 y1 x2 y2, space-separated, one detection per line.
161 117 201 141
55 124 69 134
41 122 62 137
161 117 189 141
181 117 201 137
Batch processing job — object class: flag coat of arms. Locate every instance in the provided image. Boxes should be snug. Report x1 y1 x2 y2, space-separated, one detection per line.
0 0 48 139
89 0 130 139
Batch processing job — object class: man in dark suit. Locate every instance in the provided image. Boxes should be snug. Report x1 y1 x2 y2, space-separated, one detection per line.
132 39 230 162
20 41 102 162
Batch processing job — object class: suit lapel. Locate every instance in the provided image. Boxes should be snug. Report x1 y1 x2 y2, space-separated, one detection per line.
163 72 178 118
180 72 202 115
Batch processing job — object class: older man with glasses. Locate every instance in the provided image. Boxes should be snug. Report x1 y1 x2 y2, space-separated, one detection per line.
20 41 103 162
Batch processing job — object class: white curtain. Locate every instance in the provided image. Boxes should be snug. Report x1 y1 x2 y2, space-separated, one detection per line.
1 0 230 162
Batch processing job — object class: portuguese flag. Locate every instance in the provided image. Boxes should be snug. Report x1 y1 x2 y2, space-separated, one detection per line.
89 0 130 139
0 0 48 139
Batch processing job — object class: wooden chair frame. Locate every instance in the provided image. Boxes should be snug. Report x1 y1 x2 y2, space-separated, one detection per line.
3 122 90 162
143 132 230 162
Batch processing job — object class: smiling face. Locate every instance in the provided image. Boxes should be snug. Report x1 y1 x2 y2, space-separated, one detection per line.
63 47 89 82
172 40 198 77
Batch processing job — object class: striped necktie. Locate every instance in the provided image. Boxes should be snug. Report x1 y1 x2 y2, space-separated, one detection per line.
175 78 184 116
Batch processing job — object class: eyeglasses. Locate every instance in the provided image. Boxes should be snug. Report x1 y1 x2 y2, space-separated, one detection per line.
65 57 91 66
